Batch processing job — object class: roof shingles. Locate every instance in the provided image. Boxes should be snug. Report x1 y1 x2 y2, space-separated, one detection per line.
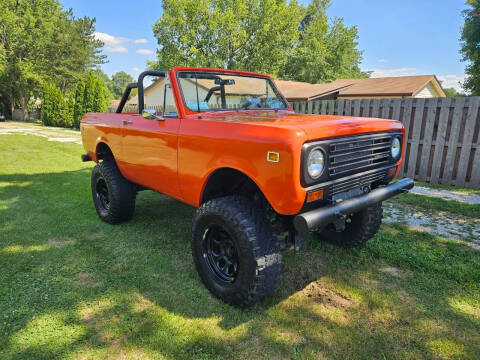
275 75 446 100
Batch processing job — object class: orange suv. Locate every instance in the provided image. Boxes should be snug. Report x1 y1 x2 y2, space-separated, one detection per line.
81 68 413 307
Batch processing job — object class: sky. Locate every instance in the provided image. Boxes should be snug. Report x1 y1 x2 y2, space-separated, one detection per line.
60 0 468 92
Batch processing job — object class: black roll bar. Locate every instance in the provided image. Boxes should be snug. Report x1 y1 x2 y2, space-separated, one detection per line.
116 70 167 114
137 70 167 114
116 82 137 113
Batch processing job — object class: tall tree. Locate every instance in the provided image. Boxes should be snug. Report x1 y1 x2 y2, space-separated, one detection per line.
110 71 134 99
150 0 366 83
0 0 105 119
150 0 301 76
93 68 113 103
73 79 85 127
279 0 367 83
41 83 69 127
461 0 480 95
83 70 107 113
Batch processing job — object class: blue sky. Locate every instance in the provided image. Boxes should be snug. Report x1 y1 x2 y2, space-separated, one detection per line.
60 0 468 91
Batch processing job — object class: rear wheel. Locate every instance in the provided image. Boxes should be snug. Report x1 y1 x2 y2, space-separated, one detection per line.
91 161 136 224
315 203 383 248
191 196 282 307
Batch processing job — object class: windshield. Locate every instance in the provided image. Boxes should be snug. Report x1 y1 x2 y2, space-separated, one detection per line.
178 72 287 112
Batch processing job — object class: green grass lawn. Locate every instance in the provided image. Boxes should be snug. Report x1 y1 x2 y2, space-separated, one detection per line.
1 134 479 360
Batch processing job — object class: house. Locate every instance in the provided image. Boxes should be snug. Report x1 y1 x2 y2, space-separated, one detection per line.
275 75 446 102
124 74 446 110
126 76 267 110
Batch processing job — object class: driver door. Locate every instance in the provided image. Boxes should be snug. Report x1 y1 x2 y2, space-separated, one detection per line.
120 76 181 199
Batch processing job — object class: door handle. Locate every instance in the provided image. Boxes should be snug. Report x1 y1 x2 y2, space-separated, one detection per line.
122 120 133 125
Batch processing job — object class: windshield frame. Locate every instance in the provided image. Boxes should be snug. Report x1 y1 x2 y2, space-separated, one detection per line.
175 70 289 113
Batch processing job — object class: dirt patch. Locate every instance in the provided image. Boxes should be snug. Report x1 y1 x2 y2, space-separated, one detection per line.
74 272 103 287
302 281 356 308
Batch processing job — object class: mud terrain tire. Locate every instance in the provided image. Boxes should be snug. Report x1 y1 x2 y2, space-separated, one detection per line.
91 161 136 224
191 196 282 307
315 203 383 248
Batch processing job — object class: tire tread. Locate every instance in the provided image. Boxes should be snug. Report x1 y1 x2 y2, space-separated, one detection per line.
191 196 281 307
91 161 136 224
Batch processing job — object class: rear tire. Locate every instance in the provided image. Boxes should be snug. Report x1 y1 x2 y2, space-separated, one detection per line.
91 161 136 224
191 196 282 307
315 203 383 248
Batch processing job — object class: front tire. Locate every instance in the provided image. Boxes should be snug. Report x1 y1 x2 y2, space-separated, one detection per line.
191 196 282 307
315 203 383 248
91 161 136 224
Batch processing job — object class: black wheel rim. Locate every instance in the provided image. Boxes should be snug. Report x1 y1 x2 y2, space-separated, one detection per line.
95 177 110 212
202 225 239 284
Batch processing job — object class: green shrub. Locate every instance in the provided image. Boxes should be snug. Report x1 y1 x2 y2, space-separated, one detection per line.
41 83 69 127
42 70 110 129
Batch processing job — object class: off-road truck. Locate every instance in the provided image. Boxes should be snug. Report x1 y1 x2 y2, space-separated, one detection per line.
81 68 413 307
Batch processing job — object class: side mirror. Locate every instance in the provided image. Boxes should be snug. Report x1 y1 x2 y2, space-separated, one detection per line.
142 108 164 121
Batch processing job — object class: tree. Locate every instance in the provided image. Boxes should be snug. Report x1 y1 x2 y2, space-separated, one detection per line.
42 70 108 129
280 0 367 83
83 71 97 113
461 0 480 95
443 87 465 98
0 0 105 119
92 77 108 113
110 71 134 99
150 0 302 76
41 84 69 127
83 70 107 113
150 0 366 83
93 68 114 103
73 79 85 127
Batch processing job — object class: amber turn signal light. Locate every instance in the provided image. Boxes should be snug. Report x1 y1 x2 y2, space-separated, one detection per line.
306 189 324 203
267 151 280 162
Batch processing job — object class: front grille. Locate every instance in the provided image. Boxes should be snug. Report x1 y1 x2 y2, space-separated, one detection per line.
328 134 393 176
329 168 388 199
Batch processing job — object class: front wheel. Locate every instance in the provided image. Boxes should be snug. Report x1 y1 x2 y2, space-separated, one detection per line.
191 196 282 307
315 203 383 248
91 161 136 224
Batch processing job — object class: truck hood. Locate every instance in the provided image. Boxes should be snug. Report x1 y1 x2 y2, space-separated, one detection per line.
199 111 404 140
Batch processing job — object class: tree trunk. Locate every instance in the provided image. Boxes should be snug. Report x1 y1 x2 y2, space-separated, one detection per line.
19 90 28 122
10 91 15 119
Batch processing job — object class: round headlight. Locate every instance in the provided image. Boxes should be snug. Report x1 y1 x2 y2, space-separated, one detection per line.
391 137 401 159
307 148 325 179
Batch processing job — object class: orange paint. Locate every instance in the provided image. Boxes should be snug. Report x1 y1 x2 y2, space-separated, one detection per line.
81 67 405 215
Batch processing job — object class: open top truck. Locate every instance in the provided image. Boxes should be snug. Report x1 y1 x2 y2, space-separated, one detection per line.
80 67 413 307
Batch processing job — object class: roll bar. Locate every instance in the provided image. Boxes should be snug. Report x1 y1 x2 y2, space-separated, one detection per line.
116 70 167 114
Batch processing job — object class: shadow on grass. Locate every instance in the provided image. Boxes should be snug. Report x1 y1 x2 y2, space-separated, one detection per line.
1 169 479 359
